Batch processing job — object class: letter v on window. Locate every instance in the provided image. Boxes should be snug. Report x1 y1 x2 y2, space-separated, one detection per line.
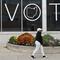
4 3 19 21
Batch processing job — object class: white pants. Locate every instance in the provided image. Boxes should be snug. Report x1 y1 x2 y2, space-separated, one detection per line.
32 41 45 56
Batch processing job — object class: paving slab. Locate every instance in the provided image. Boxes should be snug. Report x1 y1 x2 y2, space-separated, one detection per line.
0 47 60 60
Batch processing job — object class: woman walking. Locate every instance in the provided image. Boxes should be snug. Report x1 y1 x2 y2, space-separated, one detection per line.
31 28 46 59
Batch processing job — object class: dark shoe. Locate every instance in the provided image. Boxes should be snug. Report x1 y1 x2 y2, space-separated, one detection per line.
43 56 46 58
31 55 35 59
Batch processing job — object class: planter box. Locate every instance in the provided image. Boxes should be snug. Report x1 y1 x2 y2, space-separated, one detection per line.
6 43 34 52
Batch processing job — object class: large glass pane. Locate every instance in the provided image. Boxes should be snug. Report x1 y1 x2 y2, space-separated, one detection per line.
47 0 60 31
23 0 42 31
2 0 21 31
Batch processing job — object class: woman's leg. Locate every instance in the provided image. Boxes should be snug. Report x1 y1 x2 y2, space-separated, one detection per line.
40 45 45 56
32 41 40 56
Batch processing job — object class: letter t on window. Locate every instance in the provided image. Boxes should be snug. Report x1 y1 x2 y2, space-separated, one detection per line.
49 3 60 21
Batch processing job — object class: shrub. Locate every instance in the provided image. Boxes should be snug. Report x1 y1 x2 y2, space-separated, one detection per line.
43 34 54 46
54 39 60 46
17 33 34 46
8 36 17 45
8 34 60 46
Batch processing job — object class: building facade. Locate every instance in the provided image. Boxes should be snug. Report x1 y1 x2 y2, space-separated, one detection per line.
0 0 60 46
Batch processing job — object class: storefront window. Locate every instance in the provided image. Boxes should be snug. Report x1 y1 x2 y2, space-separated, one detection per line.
2 0 21 31
47 0 60 31
23 0 42 31
0 0 42 32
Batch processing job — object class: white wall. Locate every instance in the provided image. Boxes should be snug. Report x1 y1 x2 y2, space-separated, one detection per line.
0 32 19 46
47 31 60 39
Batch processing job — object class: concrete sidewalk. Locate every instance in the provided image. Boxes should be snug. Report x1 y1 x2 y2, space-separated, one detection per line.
0 47 60 60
